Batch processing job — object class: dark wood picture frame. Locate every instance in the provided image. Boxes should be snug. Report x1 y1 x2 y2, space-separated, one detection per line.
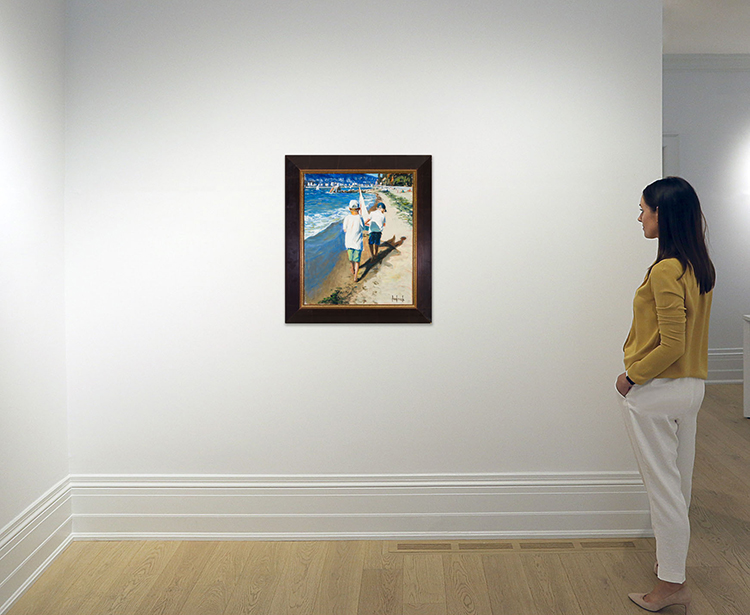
285 155 432 323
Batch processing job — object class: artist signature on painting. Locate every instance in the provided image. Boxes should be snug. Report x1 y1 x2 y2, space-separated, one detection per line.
391 295 406 303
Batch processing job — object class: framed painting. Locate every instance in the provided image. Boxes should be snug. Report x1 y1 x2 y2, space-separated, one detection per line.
285 154 431 323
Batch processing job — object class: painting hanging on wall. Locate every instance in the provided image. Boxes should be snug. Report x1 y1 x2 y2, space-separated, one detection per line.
285 155 431 323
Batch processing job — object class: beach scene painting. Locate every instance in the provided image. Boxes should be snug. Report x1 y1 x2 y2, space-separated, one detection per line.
285 154 431 323
302 172 415 307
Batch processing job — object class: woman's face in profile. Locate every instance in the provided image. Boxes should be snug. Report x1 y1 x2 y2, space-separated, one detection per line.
638 196 659 239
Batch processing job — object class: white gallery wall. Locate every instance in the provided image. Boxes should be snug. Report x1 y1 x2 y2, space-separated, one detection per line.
664 56 750 382
62 0 663 538
0 0 70 609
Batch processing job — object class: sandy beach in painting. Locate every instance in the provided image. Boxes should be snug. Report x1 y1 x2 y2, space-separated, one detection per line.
304 189 414 306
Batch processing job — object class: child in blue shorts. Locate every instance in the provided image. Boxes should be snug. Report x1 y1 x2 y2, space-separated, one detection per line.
367 202 387 259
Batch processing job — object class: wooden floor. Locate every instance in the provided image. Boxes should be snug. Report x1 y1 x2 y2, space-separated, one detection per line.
7 384 748 615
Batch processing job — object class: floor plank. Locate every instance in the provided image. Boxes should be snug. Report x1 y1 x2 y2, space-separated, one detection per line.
358 568 403 615
559 552 632 614
223 541 284 615
314 541 366 615
134 541 218 615
267 541 326 615
689 565 750 615
179 541 253 615
79 541 180 615
403 553 446 614
482 552 535 614
442 554 492 615
520 553 583 615
48 541 145 615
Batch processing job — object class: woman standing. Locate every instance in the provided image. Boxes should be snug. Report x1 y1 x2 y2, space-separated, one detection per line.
616 177 715 614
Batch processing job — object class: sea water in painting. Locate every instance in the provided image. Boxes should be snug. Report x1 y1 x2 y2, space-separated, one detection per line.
303 172 414 306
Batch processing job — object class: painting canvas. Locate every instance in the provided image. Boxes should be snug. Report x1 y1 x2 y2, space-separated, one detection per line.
303 171 414 305
285 155 431 323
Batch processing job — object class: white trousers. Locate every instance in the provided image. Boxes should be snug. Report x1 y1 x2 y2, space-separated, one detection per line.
621 377 705 584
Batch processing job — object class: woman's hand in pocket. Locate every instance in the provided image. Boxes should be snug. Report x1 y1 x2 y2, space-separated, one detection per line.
616 372 633 397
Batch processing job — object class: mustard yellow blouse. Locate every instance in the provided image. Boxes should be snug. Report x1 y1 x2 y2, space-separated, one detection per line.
623 258 712 384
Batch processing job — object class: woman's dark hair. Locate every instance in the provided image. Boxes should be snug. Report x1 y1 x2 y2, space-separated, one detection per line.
642 176 715 294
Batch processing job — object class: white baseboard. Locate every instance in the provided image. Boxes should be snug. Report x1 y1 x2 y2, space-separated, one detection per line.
69 473 651 541
0 478 73 615
708 348 743 384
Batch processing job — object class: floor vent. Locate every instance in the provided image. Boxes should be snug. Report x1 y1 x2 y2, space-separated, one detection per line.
458 542 514 551
391 538 653 554
519 542 576 550
580 540 638 550
395 543 452 551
